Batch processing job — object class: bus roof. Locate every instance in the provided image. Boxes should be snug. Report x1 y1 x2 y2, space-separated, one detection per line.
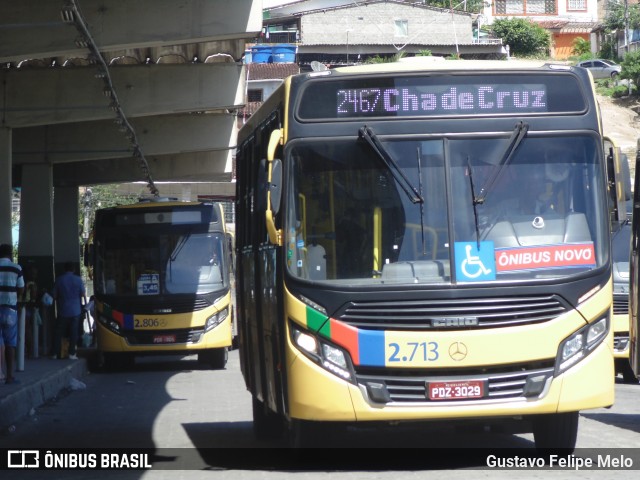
114 200 204 209
332 57 572 75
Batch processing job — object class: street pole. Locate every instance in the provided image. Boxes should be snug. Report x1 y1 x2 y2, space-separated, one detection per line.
624 0 631 94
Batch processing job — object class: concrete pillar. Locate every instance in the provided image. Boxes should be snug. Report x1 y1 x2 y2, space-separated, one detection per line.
181 184 192 201
53 186 81 276
0 127 12 246
18 164 55 289
18 163 55 357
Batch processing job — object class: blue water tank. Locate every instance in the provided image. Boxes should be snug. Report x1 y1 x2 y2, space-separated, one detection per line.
250 45 272 63
272 44 296 63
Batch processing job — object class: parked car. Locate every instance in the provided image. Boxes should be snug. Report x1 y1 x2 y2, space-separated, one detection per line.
576 59 622 79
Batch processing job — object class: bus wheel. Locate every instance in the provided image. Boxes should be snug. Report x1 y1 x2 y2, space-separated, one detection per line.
620 361 639 384
288 419 333 448
532 411 579 453
198 348 227 369
252 397 284 441
102 352 134 372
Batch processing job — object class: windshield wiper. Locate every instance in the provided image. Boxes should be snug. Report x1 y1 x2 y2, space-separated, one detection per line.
474 121 529 205
170 230 192 262
359 126 424 204
466 156 482 250
417 146 428 256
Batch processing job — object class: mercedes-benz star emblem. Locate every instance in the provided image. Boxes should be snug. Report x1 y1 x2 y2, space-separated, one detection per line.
448 342 468 361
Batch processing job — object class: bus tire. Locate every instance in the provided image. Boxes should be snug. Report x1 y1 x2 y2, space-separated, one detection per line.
288 419 334 448
252 397 284 440
619 360 639 384
532 411 579 454
102 352 134 372
198 347 228 369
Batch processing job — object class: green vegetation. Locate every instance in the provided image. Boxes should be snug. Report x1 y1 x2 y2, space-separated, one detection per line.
490 18 550 58
603 1 640 31
594 78 635 98
422 0 485 13
621 50 640 91
78 184 138 241
597 38 618 61
364 54 391 64
572 38 591 57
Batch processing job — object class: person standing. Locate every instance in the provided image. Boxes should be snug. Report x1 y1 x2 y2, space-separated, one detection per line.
0 243 25 384
52 262 86 360
22 265 39 357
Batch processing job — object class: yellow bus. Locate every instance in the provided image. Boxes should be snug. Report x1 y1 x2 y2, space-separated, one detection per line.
236 59 624 449
92 199 233 370
604 139 636 383
628 142 640 383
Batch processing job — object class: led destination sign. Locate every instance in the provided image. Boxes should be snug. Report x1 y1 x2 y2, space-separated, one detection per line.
296 73 587 120
337 85 547 117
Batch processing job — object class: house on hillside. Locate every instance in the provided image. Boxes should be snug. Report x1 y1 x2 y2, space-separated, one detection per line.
261 0 505 65
238 62 300 126
482 0 601 59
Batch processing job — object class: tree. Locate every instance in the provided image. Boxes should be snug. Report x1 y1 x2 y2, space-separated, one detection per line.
421 0 485 13
603 1 640 31
78 184 137 242
490 18 550 57
621 49 640 90
572 37 591 57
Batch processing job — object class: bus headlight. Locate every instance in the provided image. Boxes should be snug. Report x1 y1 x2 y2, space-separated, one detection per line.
294 329 319 354
98 314 121 335
205 308 229 332
290 321 355 383
556 316 608 375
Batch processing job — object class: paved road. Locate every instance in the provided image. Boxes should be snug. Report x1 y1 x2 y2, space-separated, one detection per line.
0 350 638 479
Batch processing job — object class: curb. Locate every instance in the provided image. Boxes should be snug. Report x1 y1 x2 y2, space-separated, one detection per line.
0 359 88 430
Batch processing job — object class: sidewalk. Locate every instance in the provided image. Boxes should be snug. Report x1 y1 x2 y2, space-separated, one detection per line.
0 350 91 430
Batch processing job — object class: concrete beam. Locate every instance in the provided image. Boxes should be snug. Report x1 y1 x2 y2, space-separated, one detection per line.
113 181 236 200
1 63 246 128
13 113 237 164
52 150 233 187
0 0 262 62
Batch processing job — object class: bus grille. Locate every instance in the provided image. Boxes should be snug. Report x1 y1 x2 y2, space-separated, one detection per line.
125 328 203 345
613 294 628 315
336 295 569 330
356 361 555 403
102 295 214 315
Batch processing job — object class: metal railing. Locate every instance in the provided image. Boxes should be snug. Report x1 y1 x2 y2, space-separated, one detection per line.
256 31 298 44
474 38 503 45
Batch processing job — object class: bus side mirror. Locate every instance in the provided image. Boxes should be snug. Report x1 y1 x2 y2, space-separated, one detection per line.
269 159 283 215
266 128 284 245
604 137 628 225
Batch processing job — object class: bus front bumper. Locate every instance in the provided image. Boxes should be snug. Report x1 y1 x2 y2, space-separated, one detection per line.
96 318 232 353
287 339 614 422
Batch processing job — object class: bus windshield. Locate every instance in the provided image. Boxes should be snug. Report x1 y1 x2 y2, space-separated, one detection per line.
95 230 227 296
285 134 607 285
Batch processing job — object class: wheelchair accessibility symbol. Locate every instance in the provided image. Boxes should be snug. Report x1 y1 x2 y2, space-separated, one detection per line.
455 242 496 282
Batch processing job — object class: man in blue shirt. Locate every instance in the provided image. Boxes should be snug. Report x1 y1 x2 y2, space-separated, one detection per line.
52 262 86 360
0 243 24 384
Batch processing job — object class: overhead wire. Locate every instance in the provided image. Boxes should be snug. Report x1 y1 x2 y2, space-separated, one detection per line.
61 0 159 197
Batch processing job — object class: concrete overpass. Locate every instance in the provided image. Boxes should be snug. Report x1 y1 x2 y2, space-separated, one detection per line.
1 0 261 291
